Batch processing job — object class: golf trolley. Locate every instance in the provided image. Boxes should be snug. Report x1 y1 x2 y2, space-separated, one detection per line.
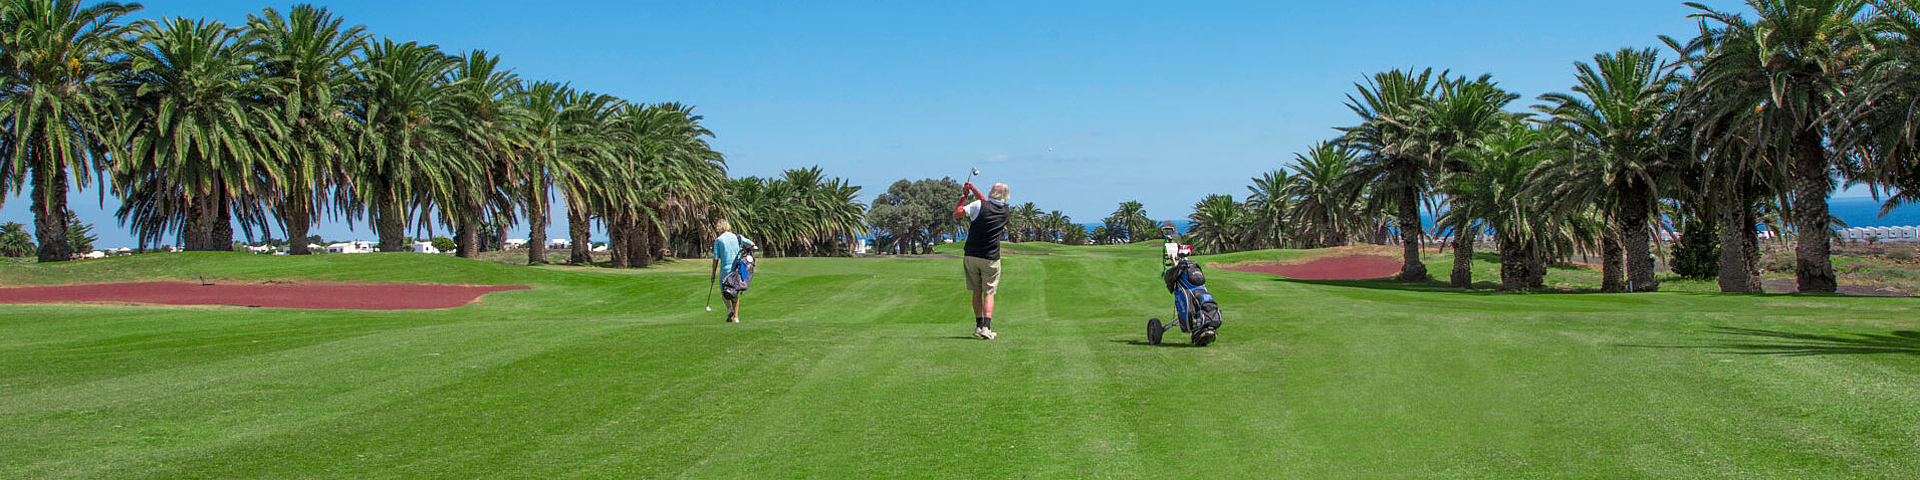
1148 224 1222 346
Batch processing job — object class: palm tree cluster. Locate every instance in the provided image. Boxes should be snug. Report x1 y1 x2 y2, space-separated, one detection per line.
1 1 846 266
720 166 868 257
1183 1 1920 293
1090 200 1159 245
1005 202 1077 244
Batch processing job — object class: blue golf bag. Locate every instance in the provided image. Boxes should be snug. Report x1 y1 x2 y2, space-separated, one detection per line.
1147 227 1221 346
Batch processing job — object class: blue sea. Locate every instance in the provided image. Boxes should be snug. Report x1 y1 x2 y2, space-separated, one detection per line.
1828 196 1920 227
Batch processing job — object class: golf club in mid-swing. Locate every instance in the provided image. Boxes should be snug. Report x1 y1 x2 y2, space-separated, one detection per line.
963 167 979 188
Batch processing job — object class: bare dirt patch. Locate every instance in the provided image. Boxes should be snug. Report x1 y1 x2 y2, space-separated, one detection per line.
0 281 531 310
1219 255 1404 280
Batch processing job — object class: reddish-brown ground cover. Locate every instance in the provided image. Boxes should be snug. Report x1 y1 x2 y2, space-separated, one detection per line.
1219 255 1403 280
0 281 530 310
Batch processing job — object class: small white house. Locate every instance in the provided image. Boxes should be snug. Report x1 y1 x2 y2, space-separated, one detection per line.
326 241 376 254
548 238 572 250
248 244 274 254
410 241 440 254
504 238 528 249
591 243 609 253
82 250 108 259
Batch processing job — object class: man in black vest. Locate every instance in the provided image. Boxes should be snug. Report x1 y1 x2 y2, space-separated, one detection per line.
952 182 1011 339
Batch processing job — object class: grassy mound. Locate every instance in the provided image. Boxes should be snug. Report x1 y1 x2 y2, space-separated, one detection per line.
1 247 1916 477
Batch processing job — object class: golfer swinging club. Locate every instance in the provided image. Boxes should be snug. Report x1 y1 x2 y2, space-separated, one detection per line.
711 219 755 323
953 181 1011 339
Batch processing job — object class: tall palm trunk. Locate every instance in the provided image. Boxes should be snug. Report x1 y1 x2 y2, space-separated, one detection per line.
1497 236 1527 290
1601 232 1625 293
526 176 548 264
1619 181 1659 292
628 215 652 268
1790 132 1836 293
1716 191 1760 293
182 199 210 251
653 222 671 260
607 212 629 268
282 202 313 255
30 158 74 262
567 203 592 265
214 197 238 251
370 178 406 252
1741 211 1762 291
210 188 234 251
1396 185 1428 281
184 187 231 252
1525 242 1546 289
374 199 406 253
1450 221 1476 288
455 204 482 259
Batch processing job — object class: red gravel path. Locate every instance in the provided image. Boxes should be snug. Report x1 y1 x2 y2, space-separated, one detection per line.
0 281 530 310
1220 255 1404 280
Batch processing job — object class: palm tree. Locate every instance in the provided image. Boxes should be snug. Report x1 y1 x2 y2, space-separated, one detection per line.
1339 69 1440 281
1188 194 1248 254
440 50 527 259
1041 210 1069 243
0 0 141 262
1537 48 1681 292
1423 75 1518 288
1681 0 1872 293
554 91 619 265
509 81 589 264
243 5 367 255
1847 0 1920 215
114 17 285 252
1285 141 1359 249
1109 200 1153 243
604 102 726 267
1244 169 1292 249
0 222 33 257
1447 121 1552 289
1012 202 1041 242
347 39 464 252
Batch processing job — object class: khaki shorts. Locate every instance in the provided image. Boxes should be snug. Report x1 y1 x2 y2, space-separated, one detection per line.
963 256 1002 295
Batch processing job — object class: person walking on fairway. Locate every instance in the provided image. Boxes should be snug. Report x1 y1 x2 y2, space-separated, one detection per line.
712 219 755 323
954 182 1011 339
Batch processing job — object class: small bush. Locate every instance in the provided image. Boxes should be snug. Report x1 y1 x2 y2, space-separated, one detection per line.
1671 218 1719 279
1888 249 1915 261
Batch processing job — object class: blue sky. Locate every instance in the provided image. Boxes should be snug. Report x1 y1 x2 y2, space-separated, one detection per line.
3 0 1912 246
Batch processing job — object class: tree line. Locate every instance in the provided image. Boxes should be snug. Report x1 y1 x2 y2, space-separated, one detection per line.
1181 0 1920 293
1 0 868 266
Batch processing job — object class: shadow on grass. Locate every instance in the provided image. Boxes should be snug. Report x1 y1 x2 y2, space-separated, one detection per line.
1633 326 1920 356
1106 339 1199 348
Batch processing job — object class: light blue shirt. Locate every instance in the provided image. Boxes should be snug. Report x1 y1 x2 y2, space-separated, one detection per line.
714 232 754 276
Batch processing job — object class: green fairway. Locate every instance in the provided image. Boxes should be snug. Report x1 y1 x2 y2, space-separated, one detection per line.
2 246 1917 478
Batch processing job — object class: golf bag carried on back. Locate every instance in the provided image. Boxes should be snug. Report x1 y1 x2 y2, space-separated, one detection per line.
1148 224 1222 346
721 248 756 298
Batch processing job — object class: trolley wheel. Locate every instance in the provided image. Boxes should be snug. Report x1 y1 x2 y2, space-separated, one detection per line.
1147 318 1164 345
